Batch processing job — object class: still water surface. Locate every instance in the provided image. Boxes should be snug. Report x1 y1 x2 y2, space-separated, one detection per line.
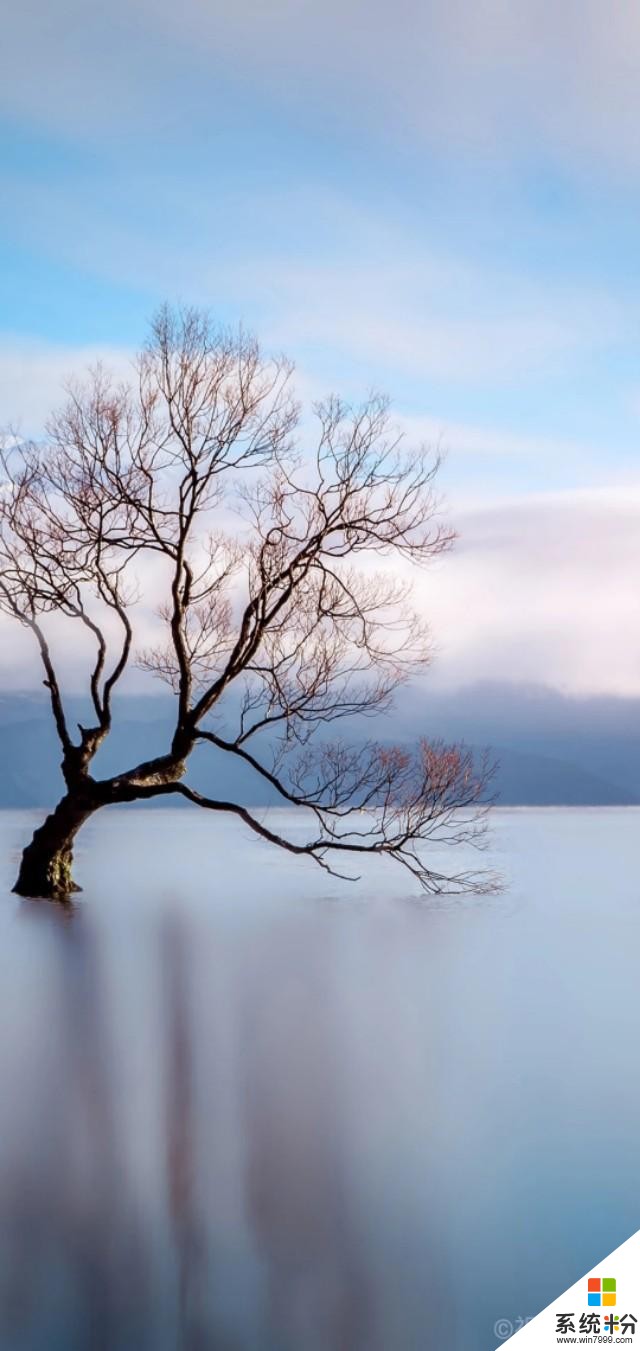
0 806 638 1351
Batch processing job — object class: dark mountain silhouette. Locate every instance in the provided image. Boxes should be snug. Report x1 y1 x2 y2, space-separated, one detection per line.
0 682 638 807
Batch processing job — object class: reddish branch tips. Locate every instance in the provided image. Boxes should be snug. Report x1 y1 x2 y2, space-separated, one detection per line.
0 305 494 894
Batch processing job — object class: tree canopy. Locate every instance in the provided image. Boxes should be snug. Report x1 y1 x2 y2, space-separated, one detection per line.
0 307 492 898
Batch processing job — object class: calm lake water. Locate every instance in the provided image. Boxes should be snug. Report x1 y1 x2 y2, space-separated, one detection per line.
0 806 638 1351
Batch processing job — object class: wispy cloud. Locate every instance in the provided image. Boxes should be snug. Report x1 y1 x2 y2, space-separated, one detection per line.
0 170 625 394
4 0 640 176
2 0 640 701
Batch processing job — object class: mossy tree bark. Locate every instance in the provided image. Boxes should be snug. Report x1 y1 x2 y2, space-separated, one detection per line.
13 792 100 899
12 748 190 900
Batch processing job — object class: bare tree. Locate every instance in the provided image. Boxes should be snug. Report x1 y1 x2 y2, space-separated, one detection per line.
0 306 491 900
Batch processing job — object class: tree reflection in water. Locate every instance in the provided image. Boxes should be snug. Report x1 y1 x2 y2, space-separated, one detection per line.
0 896 443 1351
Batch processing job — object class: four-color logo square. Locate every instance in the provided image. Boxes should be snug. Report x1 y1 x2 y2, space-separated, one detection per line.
587 1278 616 1308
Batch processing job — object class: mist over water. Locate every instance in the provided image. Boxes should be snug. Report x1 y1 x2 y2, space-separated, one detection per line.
0 807 638 1351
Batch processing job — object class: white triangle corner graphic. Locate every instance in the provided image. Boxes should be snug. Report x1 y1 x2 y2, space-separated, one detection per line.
496 1229 640 1350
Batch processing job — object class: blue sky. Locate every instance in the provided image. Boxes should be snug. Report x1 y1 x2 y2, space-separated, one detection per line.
2 0 640 693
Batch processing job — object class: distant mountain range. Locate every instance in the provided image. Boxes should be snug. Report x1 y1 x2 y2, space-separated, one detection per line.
0 682 639 807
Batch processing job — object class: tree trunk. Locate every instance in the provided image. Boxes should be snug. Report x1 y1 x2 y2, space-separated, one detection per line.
13 793 99 899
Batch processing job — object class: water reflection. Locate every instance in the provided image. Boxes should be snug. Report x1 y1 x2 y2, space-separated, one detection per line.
163 919 204 1348
0 901 150 1351
239 918 372 1351
0 808 639 1350
0 890 444 1351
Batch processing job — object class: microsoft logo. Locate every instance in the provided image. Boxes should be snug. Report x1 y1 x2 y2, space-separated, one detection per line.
588 1277 616 1307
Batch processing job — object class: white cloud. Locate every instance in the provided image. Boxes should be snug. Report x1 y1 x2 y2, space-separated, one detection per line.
0 339 134 436
415 487 640 695
0 185 624 441
1 476 639 697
